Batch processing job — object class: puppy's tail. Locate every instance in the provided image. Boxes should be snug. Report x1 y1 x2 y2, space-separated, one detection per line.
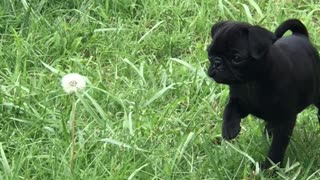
275 19 309 39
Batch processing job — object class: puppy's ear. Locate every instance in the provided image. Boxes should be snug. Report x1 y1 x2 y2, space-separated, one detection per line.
248 26 275 59
211 21 228 38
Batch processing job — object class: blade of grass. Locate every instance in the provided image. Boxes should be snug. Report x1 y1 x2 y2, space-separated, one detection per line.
125 111 134 136
177 132 195 162
138 20 164 43
100 137 147 152
0 143 12 177
41 61 63 75
241 4 253 23
171 132 195 173
225 141 256 164
143 83 175 107
170 58 207 78
76 93 114 133
83 92 114 134
306 168 320 180
128 163 149 180
122 58 146 85
220 0 237 19
247 0 263 17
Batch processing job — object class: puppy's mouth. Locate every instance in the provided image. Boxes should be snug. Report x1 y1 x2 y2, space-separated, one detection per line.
209 66 245 85
213 76 243 85
209 72 239 85
229 67 246 83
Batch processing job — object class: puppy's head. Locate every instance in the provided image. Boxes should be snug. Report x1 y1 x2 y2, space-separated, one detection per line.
207 21 275 84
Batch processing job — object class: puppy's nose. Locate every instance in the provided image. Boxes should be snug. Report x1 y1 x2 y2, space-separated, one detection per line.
213 61 221 68
212 58 222 68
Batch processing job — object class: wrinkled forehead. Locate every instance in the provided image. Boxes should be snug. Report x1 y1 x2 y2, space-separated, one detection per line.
211 23 250 53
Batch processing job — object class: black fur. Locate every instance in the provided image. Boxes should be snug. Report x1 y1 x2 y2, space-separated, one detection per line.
207 19 320 169
275 18 309 38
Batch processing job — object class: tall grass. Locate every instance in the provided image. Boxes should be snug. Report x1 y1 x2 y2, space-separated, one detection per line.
1 0 320 179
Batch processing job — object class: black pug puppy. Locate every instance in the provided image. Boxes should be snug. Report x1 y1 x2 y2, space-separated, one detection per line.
207 19 320 169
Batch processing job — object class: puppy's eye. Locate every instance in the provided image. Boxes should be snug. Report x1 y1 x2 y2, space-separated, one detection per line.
231 54 242 64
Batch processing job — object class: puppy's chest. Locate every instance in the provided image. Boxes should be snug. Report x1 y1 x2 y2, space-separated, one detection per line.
230 84 281 118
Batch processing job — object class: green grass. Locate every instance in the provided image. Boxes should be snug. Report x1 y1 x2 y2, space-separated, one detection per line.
1 0 320 179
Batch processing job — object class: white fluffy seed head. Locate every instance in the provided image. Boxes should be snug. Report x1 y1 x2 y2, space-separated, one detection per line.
61 73 86 94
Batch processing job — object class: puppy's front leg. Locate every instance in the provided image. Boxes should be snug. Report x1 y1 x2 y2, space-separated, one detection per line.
262 120 296 169
222 99 247 140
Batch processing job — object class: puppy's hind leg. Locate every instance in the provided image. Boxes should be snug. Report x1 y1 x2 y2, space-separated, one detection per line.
262 119 296 169
264 123 273 138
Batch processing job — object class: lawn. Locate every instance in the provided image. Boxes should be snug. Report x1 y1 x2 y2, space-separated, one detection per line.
1 0 320 179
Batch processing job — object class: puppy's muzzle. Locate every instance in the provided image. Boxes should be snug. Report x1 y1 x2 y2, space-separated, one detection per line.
208 57 224 78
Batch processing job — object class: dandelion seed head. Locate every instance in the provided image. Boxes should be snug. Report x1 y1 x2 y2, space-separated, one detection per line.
61 73 86 94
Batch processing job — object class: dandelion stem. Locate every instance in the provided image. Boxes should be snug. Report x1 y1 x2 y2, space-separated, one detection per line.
61 73 86 174
71 97 76 174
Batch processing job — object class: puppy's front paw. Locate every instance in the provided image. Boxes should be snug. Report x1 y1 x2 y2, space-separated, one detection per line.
260 161 271 170
222 122 241 140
